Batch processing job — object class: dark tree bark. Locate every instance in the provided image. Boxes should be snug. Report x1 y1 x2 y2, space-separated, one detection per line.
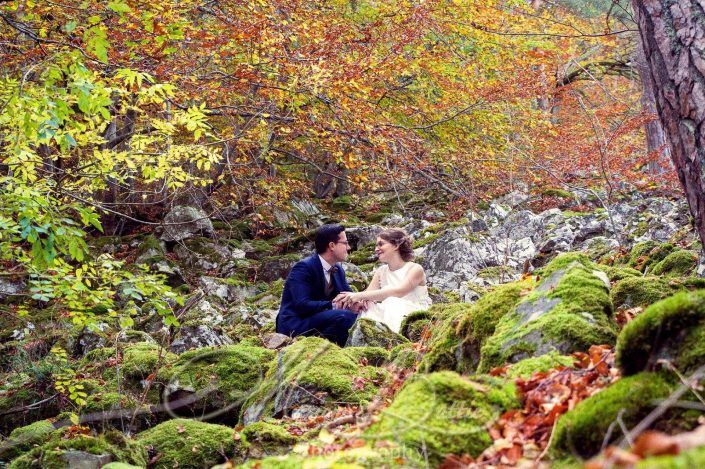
634 27 671 174
632 0 705 246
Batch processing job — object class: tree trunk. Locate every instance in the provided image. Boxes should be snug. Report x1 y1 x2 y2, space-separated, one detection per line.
634 26 671 174
632 0 705 246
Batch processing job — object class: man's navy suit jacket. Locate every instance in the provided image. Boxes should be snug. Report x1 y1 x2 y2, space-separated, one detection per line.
276 253 351 334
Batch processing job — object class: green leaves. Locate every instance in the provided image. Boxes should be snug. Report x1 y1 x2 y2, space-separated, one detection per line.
107 1 132 15
84 25 110 63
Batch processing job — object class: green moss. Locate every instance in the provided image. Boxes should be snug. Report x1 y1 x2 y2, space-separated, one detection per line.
389 342 419 369
348 242 377 265
249 239 274 255
596 265 642 282
477 265 514 281
417 304 471 373
478 254 617 372
344 347 390 367
1 419 57 460
551 372 674 459
365 371 518 465
9 429 147 469
122 343 177 381
617 290 705 376
636 445 705 468
412 232 440 249
628 242 676 272
137 418 243 468
332 195 353 210
158 344 274 417
420 280 529 374
241 337 388 420
83 346 117 364
102 464 143 469
137 234 162 255
349 318 408 349
611 276 674 310
240 445 418 468
652 250 698 277
541 188 573 198
242 421 298 456
83 391 142 416
505 353 574 379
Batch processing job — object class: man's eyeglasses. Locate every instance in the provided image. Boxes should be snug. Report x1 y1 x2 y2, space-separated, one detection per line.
336 241 350 246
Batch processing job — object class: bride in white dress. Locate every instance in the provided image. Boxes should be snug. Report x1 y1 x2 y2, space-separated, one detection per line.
337 228 432 333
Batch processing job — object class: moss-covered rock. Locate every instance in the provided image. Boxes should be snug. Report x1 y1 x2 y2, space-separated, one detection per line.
505 352 574 379
242 421 298 458
596 265 642 282
617 290 705 376
344 346 390 367
551 372 674 459
628 241 677 272
389 342 419 369
0 419 56 460
121 343 177 382
419 280 529 374
240 445 419 468
158 344 274 421
241 337 388 423
652 250 698 277
345 318 408 349
399 310 432 342
478 253 617 372
611 276 674 310
365 371 518 465
137 418 244 468
8 428 147 469
332 195 353 210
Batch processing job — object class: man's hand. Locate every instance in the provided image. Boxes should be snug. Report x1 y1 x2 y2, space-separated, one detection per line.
333 291 351 310
351 300 369 314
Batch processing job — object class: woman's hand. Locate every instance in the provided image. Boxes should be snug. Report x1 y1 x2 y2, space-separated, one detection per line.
333 291 365 310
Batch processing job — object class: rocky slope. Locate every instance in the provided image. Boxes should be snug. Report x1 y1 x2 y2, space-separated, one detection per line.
1 190 705 468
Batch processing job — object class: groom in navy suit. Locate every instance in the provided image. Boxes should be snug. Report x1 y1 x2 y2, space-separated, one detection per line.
276 224 359 346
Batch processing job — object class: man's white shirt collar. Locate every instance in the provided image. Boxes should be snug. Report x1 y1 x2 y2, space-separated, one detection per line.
319 255 334 282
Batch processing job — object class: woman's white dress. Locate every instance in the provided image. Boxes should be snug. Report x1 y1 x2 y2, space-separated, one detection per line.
359 262 432 333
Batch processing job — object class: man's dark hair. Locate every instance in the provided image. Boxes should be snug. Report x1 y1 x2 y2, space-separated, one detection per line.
315 224 345 254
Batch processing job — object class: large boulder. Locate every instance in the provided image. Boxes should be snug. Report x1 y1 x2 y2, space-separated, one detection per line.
160 206 214 242
137 418 245 468
478 253 618 372
7 428 147 468
158 344 274 421
169 324 233 354
551 372 676 459
240 337 388 424
419 281 528 374
365 371 518 465
345 225 384 250
345 318 408 349
617 290 705 377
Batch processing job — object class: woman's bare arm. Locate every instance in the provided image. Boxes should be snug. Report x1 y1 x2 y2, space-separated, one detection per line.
345 264 425 303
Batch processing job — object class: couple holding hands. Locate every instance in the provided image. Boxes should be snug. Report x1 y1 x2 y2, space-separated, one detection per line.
275 224 432 346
